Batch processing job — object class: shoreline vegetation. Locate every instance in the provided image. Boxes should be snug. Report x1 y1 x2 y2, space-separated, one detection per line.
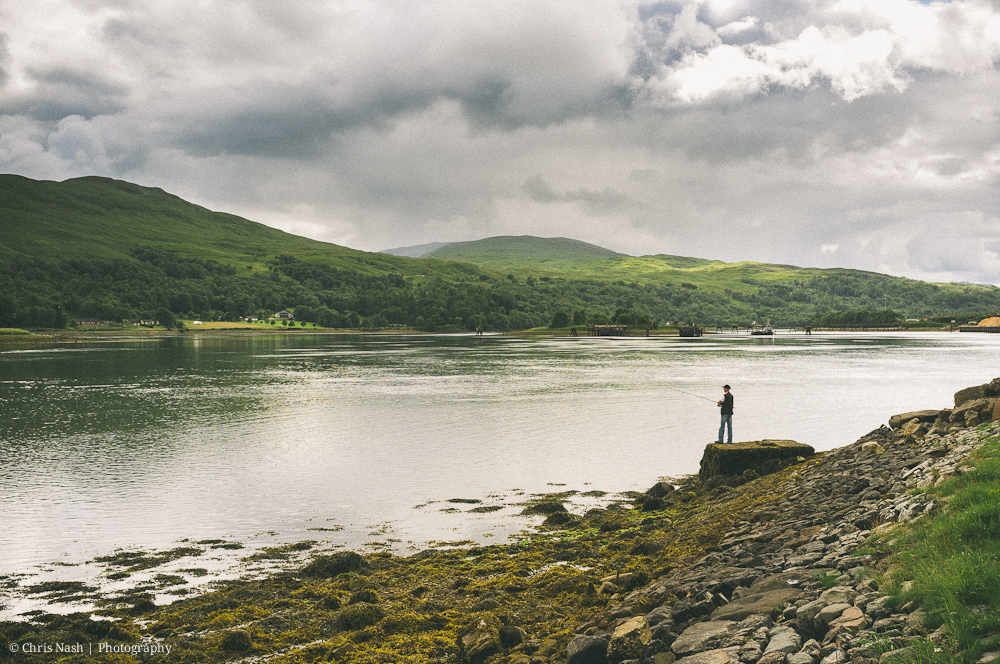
3 381 1000 663
5 176 1000 337
0 324 969 345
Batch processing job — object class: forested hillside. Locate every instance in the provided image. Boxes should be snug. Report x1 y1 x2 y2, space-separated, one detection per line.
2 176 999 331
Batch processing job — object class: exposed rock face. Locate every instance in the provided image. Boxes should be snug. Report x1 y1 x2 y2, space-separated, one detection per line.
699 440 815 483
565 377 1000 664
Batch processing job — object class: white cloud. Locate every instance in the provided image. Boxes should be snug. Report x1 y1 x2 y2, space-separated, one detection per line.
717 16 759 37
0 0 999 283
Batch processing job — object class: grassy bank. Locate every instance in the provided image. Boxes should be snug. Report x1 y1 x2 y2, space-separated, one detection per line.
875 425 1000 662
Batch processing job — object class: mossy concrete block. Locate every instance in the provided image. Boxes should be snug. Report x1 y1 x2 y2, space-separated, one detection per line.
699 440 814 482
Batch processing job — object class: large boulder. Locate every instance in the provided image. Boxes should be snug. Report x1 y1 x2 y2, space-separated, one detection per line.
699 440 814 482
887 410 941 429
712 572 805 621
672 621 735 657
711 588 802 622
954 379 1000 408
567 635 610 664
951 397 997 425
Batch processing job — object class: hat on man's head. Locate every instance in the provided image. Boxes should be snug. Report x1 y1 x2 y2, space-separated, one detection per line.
723 384 731 390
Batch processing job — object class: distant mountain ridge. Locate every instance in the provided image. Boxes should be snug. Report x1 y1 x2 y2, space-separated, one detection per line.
379 241 449 258
427 235 625 260
380 236 626 262
2 174 999 331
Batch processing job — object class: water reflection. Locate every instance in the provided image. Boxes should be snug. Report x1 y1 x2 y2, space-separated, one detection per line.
0 331 998 574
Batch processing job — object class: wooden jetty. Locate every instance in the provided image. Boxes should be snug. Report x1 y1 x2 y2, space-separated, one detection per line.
587 324 628 336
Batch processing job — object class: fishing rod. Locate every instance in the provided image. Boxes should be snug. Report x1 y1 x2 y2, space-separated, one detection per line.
660 383 718 402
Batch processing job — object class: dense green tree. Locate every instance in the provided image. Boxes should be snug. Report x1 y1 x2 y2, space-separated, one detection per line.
550 310 570 328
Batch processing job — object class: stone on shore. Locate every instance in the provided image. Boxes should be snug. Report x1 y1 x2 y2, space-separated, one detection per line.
672 621 735 656
954 379 1000 408
710 588 801 622
675 650 735 664
699 440 815 482
567 635 610 664
887 409 941 429
607 616 652 662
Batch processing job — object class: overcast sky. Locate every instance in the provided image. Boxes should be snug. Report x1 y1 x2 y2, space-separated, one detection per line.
2 1 999 283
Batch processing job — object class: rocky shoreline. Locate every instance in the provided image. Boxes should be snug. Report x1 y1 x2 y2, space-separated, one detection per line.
2 379 999 664
562 378 1000 664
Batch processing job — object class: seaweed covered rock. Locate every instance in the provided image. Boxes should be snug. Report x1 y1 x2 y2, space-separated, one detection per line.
301 551 367 578
457 614 502 664
219 629 253 651
607 616 652 662
698 440 814 483
522 501 568 516
334 602 385 630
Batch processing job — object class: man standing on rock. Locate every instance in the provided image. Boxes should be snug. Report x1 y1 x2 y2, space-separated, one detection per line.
717 384 733 444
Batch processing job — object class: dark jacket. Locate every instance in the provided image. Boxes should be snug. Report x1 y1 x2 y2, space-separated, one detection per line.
720 392 733 416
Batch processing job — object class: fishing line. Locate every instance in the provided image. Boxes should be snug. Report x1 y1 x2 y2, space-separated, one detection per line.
660 383 717 402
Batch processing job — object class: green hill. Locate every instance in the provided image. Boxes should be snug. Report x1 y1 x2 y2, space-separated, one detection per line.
425 235 624 272
0 174 477 279
2 174 999 331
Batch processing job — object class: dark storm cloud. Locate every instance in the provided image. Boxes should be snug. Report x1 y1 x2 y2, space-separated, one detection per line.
1 66 128 121
1 1 1000 283
524 175 633 215
0 33 10 87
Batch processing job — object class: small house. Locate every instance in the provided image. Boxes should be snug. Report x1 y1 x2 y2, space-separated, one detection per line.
272 310 294 320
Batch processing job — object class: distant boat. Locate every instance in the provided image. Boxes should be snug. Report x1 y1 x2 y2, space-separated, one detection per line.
750 320 774 336
679 325 703 337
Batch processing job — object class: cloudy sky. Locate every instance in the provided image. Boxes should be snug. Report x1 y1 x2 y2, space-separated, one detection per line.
2 0 1000 283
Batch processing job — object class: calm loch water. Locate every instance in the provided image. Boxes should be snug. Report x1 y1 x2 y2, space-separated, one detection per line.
1 331 998 580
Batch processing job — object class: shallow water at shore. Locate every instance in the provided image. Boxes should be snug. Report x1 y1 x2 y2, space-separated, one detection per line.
1 330 998 616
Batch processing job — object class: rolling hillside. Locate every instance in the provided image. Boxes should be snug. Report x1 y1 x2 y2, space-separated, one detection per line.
2 174 1000 331
0 175 476 279
424 235 624 271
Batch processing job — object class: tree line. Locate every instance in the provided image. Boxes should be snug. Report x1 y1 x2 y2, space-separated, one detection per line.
2 248 1000 331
